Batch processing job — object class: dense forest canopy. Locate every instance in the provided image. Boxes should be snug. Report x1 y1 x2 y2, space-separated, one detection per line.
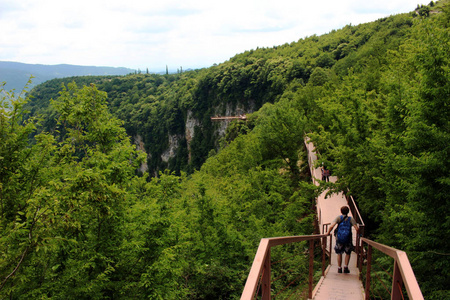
1 1 449 299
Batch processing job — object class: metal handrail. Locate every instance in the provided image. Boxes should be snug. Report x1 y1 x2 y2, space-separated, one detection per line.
359 238 424 300
241 234 330 300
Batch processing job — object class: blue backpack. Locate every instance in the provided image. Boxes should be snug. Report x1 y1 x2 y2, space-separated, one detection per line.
336 215 352 244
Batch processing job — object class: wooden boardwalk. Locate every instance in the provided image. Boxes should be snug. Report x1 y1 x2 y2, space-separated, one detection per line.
241 140 422 300
306 140 364 300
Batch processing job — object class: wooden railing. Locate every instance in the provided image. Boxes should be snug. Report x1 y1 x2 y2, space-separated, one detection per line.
358 238 424 300
241 234 424 300
240 234 331 300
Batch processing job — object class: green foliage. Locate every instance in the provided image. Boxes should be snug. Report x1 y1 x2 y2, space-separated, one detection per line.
0 83 145 298
307 8 450 297
2 77 315 299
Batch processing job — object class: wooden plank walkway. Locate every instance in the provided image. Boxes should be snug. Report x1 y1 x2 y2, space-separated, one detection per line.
305 140 364 300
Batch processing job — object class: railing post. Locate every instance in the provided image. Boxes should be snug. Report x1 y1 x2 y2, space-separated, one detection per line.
308 239 314 299
355 233 360 268
365 245 372 300
358 238 364 274
329 235 332 266
357 232 364 270
391 260 404 300
322 236 326 276
261 247 271 300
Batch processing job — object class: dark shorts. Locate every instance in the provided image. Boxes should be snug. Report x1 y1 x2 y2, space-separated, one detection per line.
334 242 354 255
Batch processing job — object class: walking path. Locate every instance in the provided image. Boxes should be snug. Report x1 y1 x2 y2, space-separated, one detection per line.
305 140 364 300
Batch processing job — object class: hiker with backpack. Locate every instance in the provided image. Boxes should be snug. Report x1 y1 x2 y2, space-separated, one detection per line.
326 206 359 273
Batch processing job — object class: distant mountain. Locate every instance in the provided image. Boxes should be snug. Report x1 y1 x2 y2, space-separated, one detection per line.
0 61 136 92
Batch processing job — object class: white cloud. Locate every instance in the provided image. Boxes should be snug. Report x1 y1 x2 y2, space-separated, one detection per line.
0 0 430 71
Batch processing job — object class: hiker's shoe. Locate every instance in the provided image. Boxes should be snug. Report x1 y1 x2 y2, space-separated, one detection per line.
338 267 342 273
344 267 350 273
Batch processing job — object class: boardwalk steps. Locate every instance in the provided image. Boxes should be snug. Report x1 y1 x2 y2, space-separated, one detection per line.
311 181 364 299
307 139 364 299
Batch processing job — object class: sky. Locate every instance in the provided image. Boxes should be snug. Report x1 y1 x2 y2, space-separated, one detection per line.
1 0 429 72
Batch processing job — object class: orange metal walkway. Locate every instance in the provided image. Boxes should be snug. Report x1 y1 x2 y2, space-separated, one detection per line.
306 141 364 300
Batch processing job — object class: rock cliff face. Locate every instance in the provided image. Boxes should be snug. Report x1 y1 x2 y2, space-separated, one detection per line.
134 100 256 174
185 110 200 163
161 134 183 163
134 134 149 173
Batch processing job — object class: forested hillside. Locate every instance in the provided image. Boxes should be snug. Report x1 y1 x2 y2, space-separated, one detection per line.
0 61 134 92
1 1 449 299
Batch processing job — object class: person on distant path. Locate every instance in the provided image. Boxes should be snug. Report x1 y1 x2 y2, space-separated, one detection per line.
321 166 330 182
326 206 359 273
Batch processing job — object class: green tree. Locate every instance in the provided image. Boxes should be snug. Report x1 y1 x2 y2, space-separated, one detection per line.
308 67 330 86
0 82 145 299
376 13 450 298
255 99 307 177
